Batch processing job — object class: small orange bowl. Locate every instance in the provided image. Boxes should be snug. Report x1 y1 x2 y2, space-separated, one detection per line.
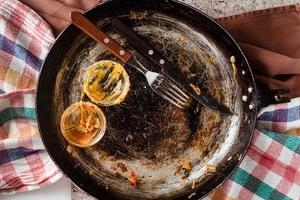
60 101 106 147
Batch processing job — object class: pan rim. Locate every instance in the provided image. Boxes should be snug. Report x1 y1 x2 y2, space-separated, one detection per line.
36 0 258 199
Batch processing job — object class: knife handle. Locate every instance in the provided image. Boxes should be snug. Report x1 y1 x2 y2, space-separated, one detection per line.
71 12 131 63
111 18 166 69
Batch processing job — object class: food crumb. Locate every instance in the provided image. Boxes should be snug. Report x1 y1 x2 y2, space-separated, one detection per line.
230 55 236 63
188 192 196 199
129 171 138 187
130 11 148 19
66 145 74 154
177 35 185 43
117 162 128 172
174 164 183 175
191 181 196 189
183 160 192 171
181 160 192 178
189 84 201 95
230 55 237 77
88 170 94 175
206 57 214 65
125 134 133 142
231 63 237 77
206 164 216 173
175 160 193 178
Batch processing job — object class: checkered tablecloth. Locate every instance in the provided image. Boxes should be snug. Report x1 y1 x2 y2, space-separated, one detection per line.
209 100 300 200
0 0 300 199
0 0 61 194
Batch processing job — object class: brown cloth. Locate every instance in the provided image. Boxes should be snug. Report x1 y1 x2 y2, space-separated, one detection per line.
22 1 300 98
217 5 300 99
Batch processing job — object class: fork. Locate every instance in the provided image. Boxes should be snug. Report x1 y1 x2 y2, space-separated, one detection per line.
71 12 189 108
128 58 189 108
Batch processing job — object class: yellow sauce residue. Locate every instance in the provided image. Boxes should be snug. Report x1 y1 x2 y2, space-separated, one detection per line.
230 55 237 78
189 84 201 95
206 57 215 65
205 164 216 173
83 60 130 106
231 63 237 77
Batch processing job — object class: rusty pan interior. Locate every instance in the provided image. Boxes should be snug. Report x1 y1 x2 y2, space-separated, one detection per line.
36 0 258 199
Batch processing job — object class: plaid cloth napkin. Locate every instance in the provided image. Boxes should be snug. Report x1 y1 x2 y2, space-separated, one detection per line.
0 0 300 199
209 98 300 200
0 0 61 194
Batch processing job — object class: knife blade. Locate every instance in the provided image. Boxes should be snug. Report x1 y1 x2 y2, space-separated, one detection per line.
111 18 231 114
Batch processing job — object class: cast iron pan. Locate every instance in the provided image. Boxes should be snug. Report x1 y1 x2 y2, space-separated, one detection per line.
36 0 259 199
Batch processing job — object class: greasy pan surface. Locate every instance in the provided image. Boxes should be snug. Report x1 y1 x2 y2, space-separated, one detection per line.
36 0 258 199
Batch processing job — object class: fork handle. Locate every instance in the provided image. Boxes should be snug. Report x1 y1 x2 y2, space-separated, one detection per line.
71 12 132 63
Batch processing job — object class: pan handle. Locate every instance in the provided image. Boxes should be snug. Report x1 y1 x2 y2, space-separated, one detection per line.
257 88 290 108
71 12 132 63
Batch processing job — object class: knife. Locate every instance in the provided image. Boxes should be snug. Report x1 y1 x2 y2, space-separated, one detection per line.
111 18 231 114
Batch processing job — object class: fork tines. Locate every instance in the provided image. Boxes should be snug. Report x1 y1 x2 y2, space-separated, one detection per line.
154 77 189 108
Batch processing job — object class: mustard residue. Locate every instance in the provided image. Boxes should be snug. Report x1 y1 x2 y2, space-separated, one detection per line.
189 84 201 95
83 60 130 106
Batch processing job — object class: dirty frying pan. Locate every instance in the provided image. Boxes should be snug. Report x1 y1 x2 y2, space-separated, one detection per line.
36 0 276 199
